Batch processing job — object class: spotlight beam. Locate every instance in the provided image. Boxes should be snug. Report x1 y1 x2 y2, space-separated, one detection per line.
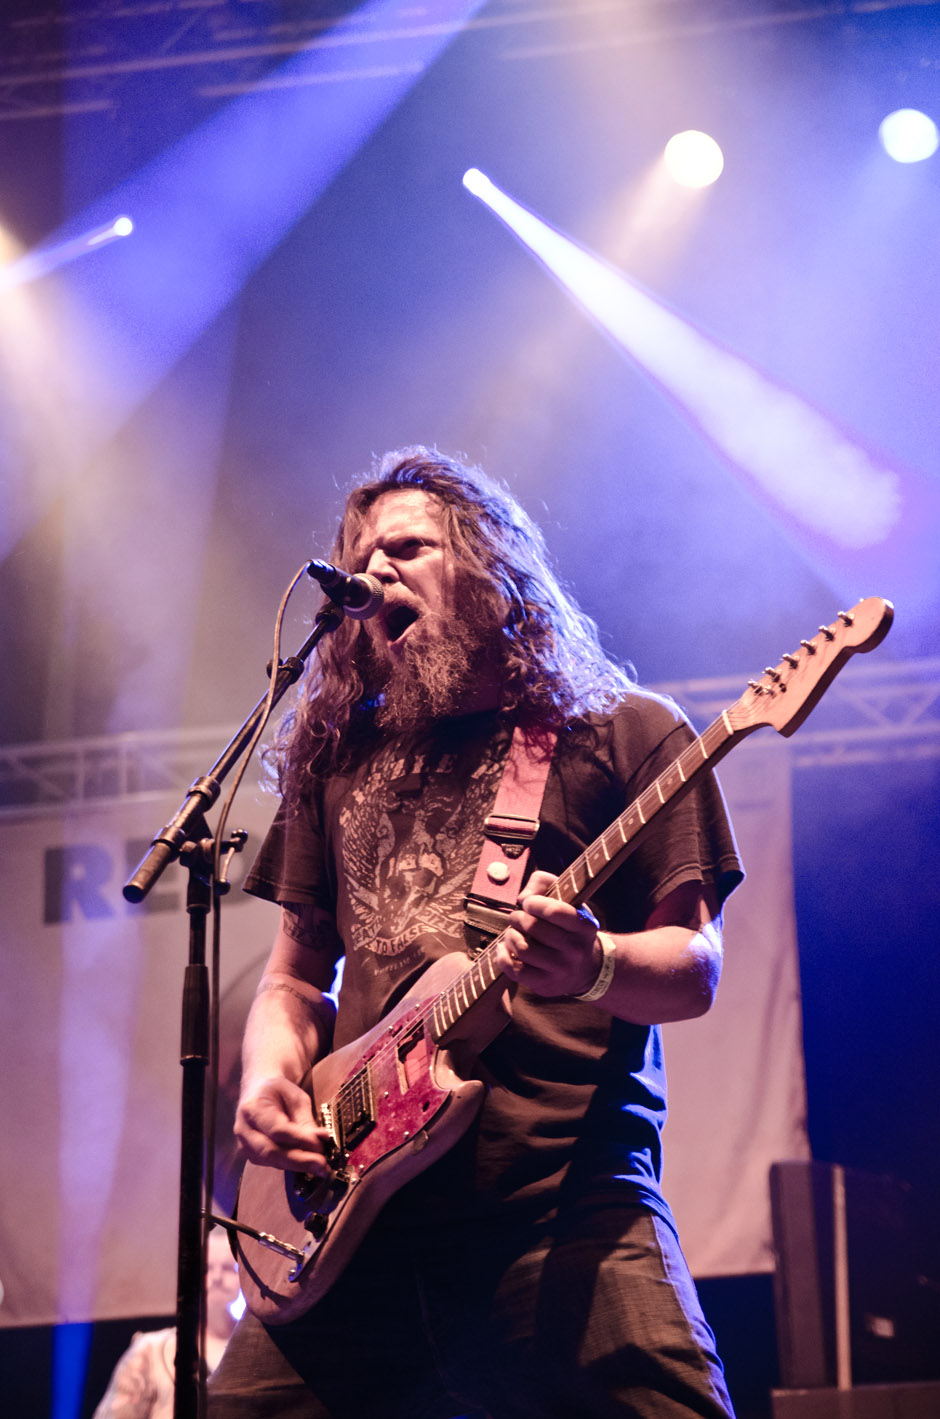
0 217 134 292
462 168 939 604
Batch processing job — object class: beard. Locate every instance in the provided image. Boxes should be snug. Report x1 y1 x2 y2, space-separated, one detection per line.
367 600 504 736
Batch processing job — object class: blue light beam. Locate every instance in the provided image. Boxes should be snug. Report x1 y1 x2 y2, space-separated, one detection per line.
463 169 940 607
0 217 133 293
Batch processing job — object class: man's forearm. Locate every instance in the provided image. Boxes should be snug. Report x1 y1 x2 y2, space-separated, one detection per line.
240 973 336 1090
585 922 723 1026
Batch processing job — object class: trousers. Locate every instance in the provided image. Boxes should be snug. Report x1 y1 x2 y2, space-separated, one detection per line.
209 1198 735 1419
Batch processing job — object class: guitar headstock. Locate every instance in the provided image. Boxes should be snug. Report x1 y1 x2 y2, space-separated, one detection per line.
729 596 894 738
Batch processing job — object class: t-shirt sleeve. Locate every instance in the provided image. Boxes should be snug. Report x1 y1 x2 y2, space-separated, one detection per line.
242 787 336 914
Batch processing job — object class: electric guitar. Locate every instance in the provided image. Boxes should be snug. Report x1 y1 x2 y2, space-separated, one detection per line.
233 596 893 1323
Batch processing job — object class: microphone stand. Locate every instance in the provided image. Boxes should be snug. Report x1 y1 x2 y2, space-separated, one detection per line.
123 600 345 1419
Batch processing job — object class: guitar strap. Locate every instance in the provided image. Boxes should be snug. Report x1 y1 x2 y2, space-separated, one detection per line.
463 725 557 954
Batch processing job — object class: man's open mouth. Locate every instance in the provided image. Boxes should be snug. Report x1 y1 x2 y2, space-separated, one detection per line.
384 604 420 644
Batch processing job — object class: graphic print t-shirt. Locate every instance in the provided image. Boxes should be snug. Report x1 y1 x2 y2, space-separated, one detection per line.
244 695 743 1224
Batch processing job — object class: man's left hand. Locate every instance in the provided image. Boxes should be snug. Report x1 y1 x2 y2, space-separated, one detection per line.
496 870 602 998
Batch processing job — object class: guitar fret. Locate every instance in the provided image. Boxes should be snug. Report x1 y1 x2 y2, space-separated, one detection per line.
639 787 659 818
660 765 683 797
568 861 588 895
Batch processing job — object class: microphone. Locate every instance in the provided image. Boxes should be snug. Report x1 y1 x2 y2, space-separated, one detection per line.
306 560 384 620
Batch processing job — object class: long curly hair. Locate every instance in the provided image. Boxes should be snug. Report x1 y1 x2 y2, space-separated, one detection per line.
274 448 634 807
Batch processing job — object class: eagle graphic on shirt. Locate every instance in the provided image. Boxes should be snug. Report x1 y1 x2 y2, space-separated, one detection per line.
337 737 506 962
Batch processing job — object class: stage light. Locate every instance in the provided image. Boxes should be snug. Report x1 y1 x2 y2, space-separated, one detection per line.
1 0 487 576
462 168 491 199
0 214 135 291
879 109 939 163
86 215 134 245
663 131 724 188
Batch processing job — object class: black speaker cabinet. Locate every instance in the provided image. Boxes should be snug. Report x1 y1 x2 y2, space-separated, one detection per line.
771 1381 940 1418
770 1161 940 1392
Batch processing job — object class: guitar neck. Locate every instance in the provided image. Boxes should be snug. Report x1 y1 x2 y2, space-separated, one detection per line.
429 705 752 1043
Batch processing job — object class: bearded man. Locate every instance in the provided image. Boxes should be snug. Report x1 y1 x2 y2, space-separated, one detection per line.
209 448 743 1419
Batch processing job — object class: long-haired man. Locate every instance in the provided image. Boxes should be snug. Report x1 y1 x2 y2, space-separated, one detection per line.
210 448 742 1418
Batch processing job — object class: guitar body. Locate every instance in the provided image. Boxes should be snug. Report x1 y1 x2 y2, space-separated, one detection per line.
235 951 508 1324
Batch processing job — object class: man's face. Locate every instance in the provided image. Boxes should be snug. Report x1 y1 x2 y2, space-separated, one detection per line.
351 488 502 729
354 489 453 665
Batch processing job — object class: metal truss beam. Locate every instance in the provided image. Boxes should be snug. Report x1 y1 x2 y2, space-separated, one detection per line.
1 0 938 122
657 657 940 770
1 657 937 817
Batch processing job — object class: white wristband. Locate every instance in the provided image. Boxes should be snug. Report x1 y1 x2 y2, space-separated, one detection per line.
574 931 617 1003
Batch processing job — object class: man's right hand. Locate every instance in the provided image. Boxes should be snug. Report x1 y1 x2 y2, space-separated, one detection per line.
234 1076 333 1174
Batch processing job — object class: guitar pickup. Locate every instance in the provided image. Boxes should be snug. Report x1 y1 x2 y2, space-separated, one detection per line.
396 1021 432 1091
336 1066 375 1151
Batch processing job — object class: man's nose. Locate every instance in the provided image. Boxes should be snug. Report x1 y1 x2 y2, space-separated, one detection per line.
365 548 398 583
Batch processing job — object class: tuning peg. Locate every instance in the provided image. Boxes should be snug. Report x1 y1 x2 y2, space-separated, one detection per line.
763 667 782 681
818 625 835 641
747 680 765 694
782 652 799 667
837 610 854 625
799 639 817 654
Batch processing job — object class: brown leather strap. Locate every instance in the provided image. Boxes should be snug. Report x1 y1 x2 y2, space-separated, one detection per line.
463 726 556 950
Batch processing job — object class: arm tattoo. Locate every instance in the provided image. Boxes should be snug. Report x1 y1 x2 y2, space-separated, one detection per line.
281 903 340 951
255 979 320 1012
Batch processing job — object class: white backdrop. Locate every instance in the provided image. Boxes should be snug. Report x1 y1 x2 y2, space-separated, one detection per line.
0 735 806 1326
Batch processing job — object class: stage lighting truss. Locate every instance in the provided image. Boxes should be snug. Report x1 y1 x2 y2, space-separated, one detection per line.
1 0 939 123
0 658 938 815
